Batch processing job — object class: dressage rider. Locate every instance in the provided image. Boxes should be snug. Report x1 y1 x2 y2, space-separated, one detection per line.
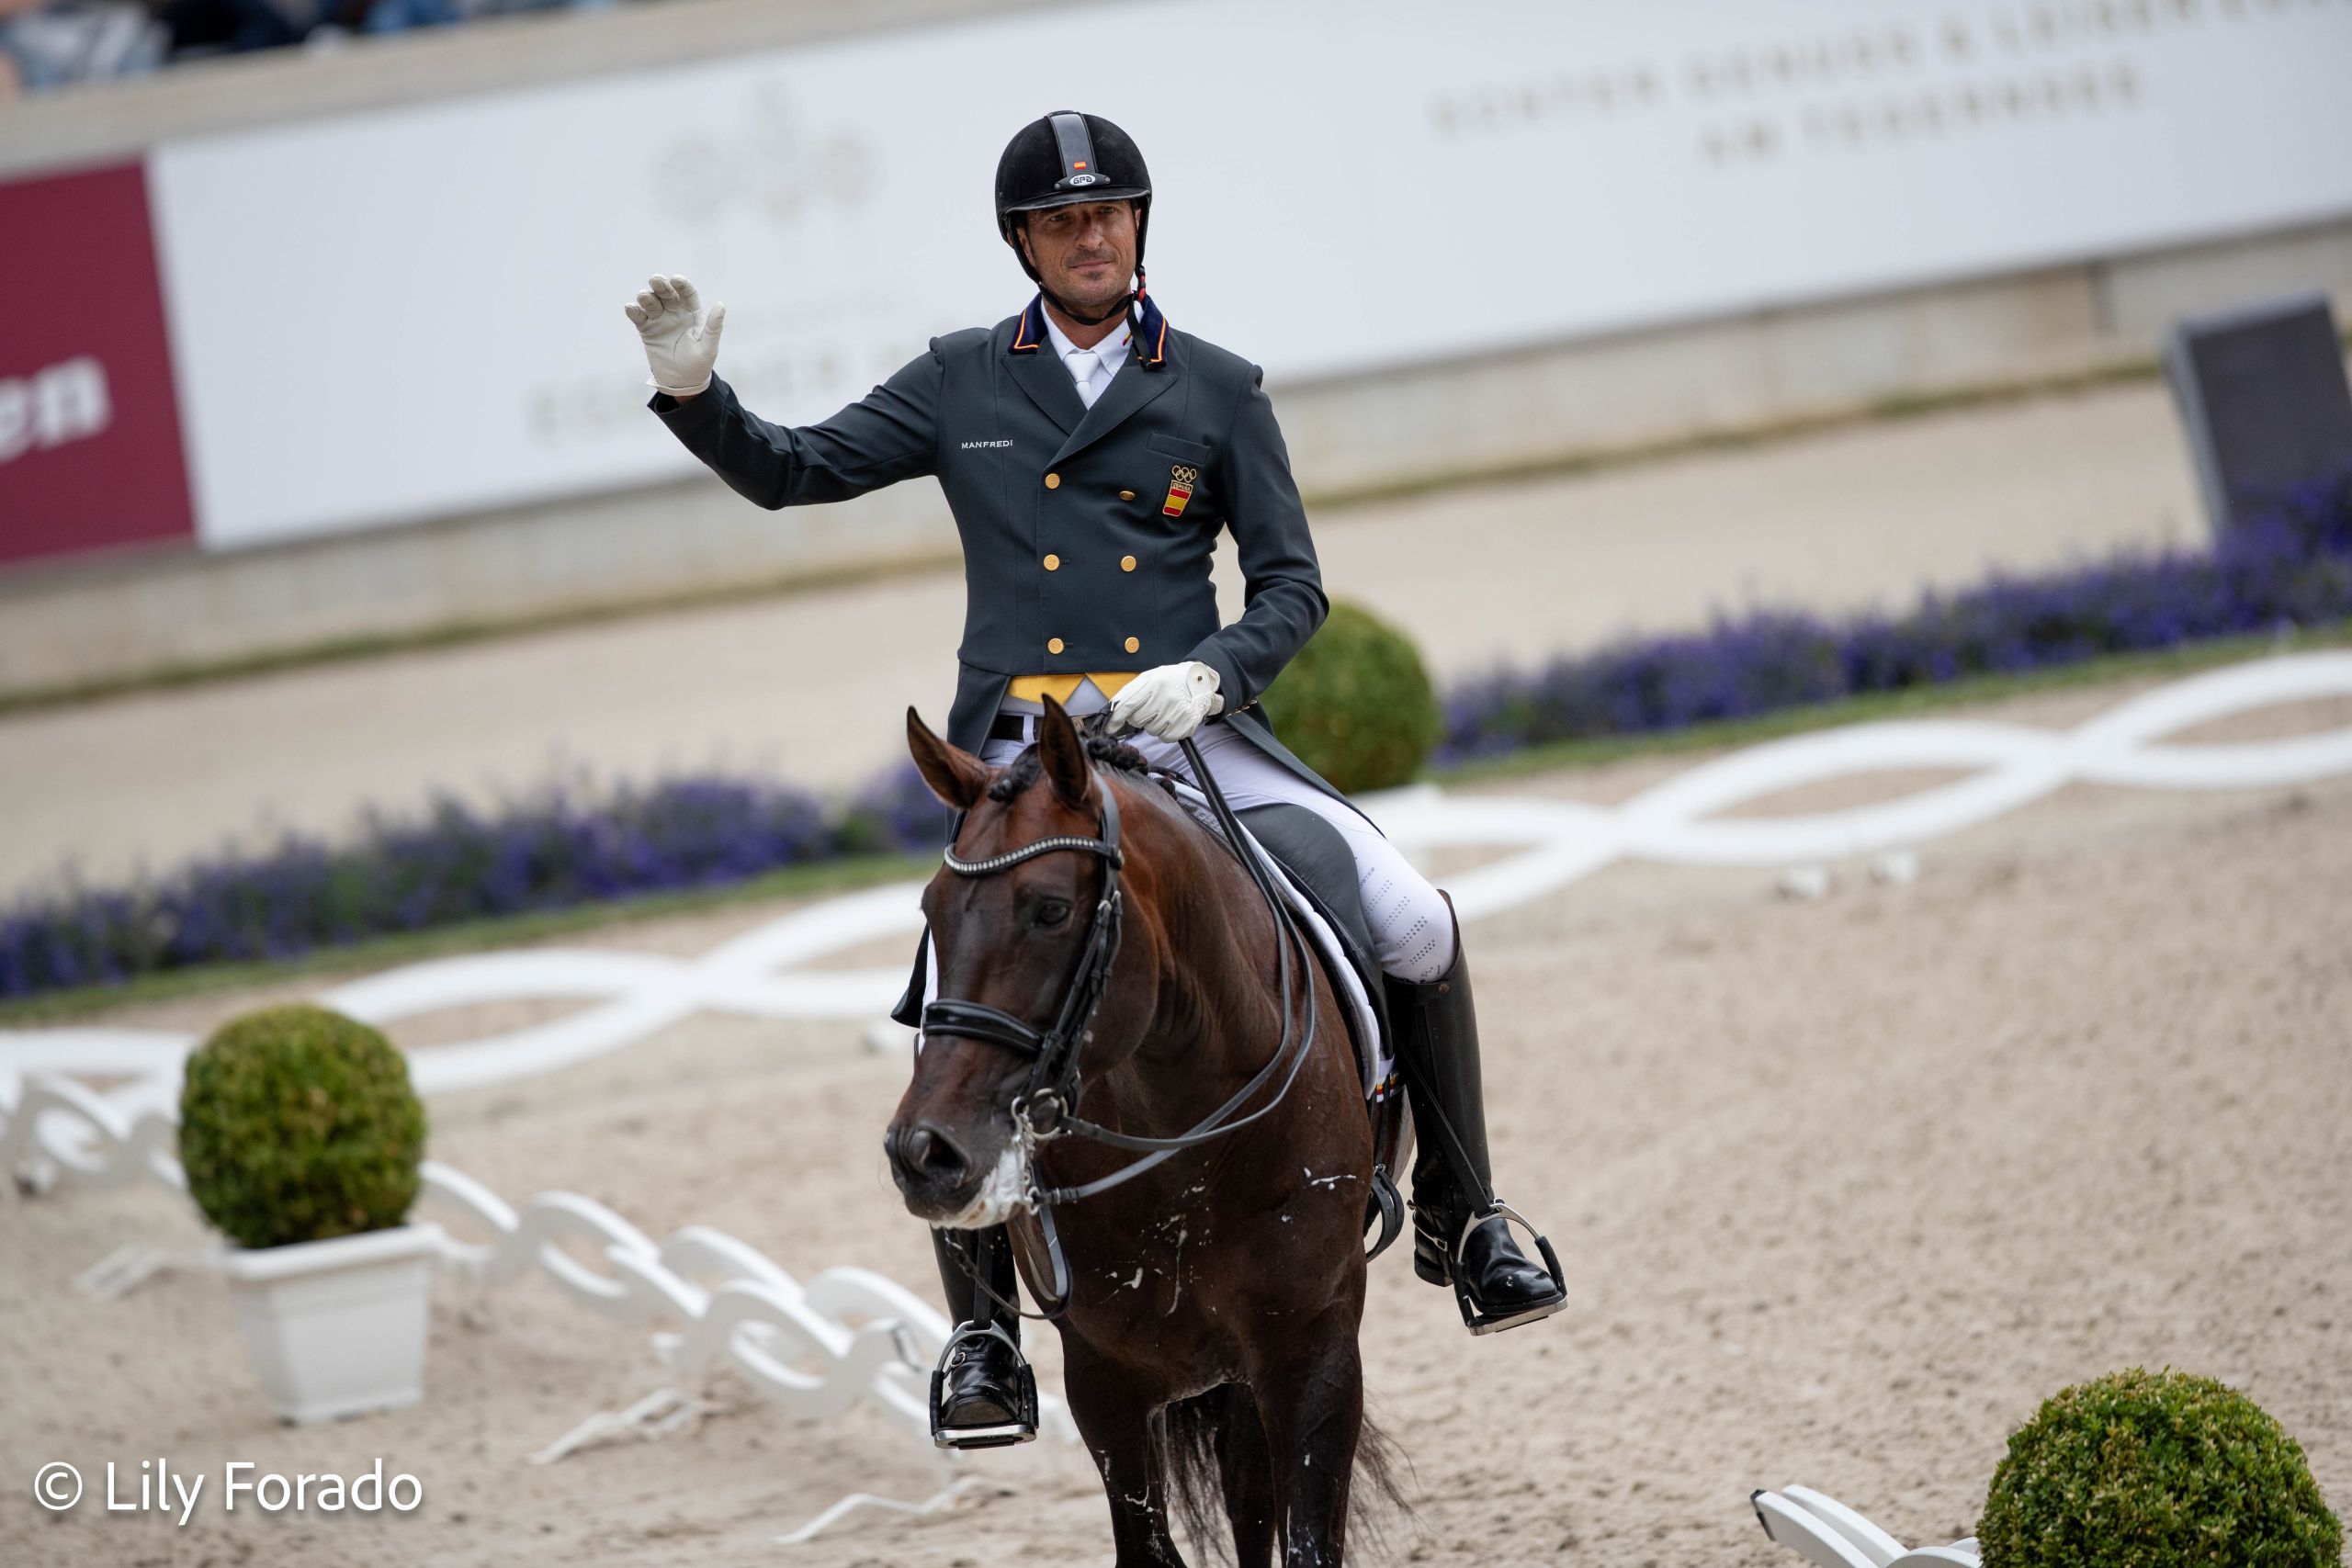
628 110 1566 1448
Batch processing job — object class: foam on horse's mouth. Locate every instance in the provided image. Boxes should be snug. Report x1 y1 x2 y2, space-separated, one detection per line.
936 1145 1028 1230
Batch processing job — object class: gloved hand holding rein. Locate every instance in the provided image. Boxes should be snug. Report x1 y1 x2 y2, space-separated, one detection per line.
1106 660 1224 742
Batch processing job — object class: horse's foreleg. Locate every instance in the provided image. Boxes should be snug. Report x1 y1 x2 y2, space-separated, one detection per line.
1214 1387 1278 1568
1250 1315 1363 1568
1064 1342 1185 1568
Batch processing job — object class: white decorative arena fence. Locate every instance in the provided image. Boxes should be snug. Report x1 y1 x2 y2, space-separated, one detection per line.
0 1073 1082 1472
1754 1487 1981 1567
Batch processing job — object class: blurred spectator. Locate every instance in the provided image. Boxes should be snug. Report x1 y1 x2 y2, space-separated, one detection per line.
1 0 612 92
1 0 167 94
352 0 457 31
360 0 614 38
151 0 314 56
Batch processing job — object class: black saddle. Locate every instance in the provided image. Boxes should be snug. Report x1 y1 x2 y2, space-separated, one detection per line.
1231 801 1394 1100
1231 802 1411 1260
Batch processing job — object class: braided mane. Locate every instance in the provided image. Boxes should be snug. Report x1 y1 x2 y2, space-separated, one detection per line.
985 732 1152 803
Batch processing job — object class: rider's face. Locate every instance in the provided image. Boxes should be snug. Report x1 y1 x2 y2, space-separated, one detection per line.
1018 201 1137 314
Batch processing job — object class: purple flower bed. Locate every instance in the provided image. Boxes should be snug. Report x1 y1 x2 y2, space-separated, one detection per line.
1438 468 2352 763
5 468 2346 1005
0 771 936 1001
839 761 957 855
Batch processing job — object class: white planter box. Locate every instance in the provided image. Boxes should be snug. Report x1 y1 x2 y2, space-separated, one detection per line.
210 1222 443 1424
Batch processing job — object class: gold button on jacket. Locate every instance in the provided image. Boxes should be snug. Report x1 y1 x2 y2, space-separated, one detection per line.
1124 636 1140 653
1118 490 1136 501
1046 637 1065 654
1120 555 1136 572
1044 472 1060 490
1043 554 1060 570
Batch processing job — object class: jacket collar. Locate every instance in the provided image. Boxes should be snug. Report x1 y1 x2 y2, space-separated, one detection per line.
1008 288 1169 369
1004 299 1083 434
1010 293 1049 354
1002 289 1176 446
1131 283 1169 367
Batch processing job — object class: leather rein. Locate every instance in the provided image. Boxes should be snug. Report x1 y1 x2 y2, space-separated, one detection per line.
916 730 1322 1317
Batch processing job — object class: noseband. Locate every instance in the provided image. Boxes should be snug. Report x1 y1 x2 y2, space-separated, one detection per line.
916 734 1323 1316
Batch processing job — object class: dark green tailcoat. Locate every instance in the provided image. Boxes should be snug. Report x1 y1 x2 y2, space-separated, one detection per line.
650 294 1351 811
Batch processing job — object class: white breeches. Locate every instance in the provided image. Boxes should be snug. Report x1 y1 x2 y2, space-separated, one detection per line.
977 716 1458 984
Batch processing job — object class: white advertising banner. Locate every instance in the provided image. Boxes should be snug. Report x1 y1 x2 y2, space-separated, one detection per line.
148 0 2352 549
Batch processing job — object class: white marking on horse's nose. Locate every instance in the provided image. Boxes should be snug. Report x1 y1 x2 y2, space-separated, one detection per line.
939 1145 1028 1230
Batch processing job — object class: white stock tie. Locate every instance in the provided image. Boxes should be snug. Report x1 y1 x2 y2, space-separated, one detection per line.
1066 349 1103 408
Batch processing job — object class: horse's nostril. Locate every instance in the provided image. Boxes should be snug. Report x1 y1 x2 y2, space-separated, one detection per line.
889 1121 972 1188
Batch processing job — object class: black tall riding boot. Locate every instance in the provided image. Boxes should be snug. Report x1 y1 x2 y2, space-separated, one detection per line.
1382 896 1568 1336
928 1225 1038 1448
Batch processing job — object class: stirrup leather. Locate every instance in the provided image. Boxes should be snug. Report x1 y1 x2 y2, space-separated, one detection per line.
928 1322 1040 1450
1416 1198 1569 1337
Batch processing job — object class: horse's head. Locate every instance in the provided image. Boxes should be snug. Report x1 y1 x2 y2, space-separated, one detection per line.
885 695 1159 1227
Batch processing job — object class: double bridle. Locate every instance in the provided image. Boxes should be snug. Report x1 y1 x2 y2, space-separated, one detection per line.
916 733 1322 1317
921 783 1128 1157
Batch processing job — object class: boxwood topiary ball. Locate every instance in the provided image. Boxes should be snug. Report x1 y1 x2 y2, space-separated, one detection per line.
1978 1367 2341 1567
1259 600 1442 795
177 1002 426 1250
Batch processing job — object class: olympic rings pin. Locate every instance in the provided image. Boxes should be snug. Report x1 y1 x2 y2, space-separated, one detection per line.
1163 464 1196 518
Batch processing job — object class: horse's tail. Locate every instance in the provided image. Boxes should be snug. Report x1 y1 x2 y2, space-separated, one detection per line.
1154 1383 1411 1563
1346 1403 1412 1559
1153 1388 1227 1558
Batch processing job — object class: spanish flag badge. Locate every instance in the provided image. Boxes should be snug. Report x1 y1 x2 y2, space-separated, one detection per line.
1163 464 1196 518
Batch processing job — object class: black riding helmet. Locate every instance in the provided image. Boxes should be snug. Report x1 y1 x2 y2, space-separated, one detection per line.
995 110 1151 326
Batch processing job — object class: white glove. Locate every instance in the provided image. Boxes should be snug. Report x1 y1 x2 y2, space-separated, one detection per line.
1106 660 1225 742
624 273 726 397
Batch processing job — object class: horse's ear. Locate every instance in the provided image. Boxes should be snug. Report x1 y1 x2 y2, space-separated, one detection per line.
1036 694 1095 811
906 706 989 810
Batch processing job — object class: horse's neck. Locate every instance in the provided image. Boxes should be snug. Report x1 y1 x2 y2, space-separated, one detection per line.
1118 777 1295 1093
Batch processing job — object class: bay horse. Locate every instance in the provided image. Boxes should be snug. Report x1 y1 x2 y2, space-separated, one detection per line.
887 694 1401 1567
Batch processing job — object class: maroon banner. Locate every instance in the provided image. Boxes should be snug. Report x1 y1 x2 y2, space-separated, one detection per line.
0 162 195 571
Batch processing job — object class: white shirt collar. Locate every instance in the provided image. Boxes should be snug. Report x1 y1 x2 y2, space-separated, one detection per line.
1041 306 1131 373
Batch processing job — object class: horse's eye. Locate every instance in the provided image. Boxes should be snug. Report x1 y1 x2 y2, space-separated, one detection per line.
1031 898 1071 929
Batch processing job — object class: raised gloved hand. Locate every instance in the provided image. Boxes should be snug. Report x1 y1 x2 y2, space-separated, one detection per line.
624 273 726 397
1106 660 1225 742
